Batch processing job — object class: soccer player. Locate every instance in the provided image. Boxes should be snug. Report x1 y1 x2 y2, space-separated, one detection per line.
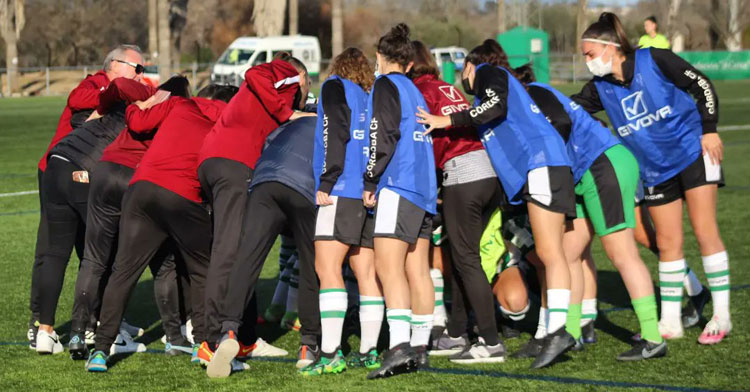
409 40 504 363
68 76 192 360
364 24 437 379
85 85 239 372
300 47 382 376
207 117 321 379
573 12 730 344
29 44 142 352
198 53 313 352
417 39 575 369
638 16 670 50
517 64 666 361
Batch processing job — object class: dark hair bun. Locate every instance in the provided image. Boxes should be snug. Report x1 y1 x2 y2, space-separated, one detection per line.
377 23 415 67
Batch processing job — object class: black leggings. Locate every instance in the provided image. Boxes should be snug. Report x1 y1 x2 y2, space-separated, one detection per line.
443 177 503 345
70 161 182 342
94 181 211 352
218 182 320 347
36 157 89 326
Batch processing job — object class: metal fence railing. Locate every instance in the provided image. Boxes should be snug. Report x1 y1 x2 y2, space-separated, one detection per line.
0 54 592 98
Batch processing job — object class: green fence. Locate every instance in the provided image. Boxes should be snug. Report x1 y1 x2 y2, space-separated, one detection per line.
678 51 750 80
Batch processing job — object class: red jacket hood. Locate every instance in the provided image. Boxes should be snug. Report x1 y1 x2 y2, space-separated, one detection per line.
193 97 227 122
245 59 301 97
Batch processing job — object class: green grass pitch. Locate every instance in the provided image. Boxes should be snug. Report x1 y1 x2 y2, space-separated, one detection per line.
0 81 749 391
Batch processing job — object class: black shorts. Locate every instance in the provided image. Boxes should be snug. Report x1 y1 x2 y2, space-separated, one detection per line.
643 154 725 207
314 196 374 248
373 188 432 244
521 166 576 219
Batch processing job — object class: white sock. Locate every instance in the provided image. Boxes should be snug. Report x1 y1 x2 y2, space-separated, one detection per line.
359 296 384 353
702 251 730 320
659 259 686 325
410 313 433 347
535 307 548 339
581 298 597 327
683 267 704 297
386 308 411 349
546 289 570 333
319 289 348 354
430 269 447 327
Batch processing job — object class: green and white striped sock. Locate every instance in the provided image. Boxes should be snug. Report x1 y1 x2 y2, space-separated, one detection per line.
659 259 686 326
320 289 347 354
547 289 570 333
410 313 433 347
702 251 730 320
386 308 411 349
359 296 384 353
581 298 597 327
430 269 447 327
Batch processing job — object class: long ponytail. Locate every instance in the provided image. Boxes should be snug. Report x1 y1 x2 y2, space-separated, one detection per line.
582 12 634 55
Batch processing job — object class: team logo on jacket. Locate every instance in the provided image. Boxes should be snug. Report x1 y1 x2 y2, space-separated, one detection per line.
439 85 464 103
617 91 672 137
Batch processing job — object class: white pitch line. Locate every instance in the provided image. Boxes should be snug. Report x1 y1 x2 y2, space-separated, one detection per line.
718 124 750 132
0 190 38 198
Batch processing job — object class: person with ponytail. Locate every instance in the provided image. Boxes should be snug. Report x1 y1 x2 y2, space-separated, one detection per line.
417 39 575 369
299 47 384 376
572 12 730 345
409 40 506 364
516 63 667 361
363 23 437 379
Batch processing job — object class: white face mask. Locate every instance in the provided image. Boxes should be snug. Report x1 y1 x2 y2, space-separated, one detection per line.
374 60 381 78
586 45 613 77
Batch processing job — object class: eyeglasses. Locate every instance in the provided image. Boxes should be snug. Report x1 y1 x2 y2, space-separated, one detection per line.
113 59 144 75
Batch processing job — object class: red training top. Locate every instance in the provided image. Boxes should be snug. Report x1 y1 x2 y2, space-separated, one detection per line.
412 73 484 170
128 96 227 203
198 59 300 169
99 78 157 169
39 70 110 171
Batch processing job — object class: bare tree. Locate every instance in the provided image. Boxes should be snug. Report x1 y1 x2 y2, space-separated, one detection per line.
289 0 298 35
667 0 685 52
576 0 587 46
170 0 188 68
497 0 505 34
158 0 171 81
0 0 24 96
726 0 741 51
253 0 286 37
149 0 158 60
331 0 343 57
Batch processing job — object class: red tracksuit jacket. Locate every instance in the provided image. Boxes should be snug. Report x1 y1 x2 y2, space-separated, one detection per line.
413 73 484 170
39 70 110 171
98 78 157 169
127 96 228 203
198 59 300 169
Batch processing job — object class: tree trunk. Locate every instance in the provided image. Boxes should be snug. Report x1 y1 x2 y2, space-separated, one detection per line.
169 0 189 70
725 0 741 51
576 0 587 48
497 0 505 35
667 0 684 52
253 0 286 37
331 0 342 57
148 0 158 60
5 34 18 95
289 0 298 35
157 0 171 82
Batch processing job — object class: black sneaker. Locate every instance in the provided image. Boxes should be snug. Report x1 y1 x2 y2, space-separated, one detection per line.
582 322 597 344
429 329 468 356
682 286 711 329
366 343 417 379
449 338 505 364
570 337 585 352
530 328 575 369
500 319 521 339
69 332 88 360
414 345 429 369
27 316 39 350
616 339 667 361
511 337 543 358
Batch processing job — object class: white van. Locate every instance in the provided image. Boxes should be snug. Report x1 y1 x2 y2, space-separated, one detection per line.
211 35 321 85
431 46 468 72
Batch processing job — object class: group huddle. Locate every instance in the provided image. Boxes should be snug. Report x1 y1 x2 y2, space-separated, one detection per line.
27 12 731 381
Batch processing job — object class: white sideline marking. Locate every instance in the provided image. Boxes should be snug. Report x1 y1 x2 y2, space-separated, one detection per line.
718 124 750 132
0 190 38 198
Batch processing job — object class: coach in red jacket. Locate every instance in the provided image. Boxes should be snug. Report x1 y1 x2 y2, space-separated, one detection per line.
410 41 505 357
91 86 239 372
197 54 314 350
29 44 144 352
